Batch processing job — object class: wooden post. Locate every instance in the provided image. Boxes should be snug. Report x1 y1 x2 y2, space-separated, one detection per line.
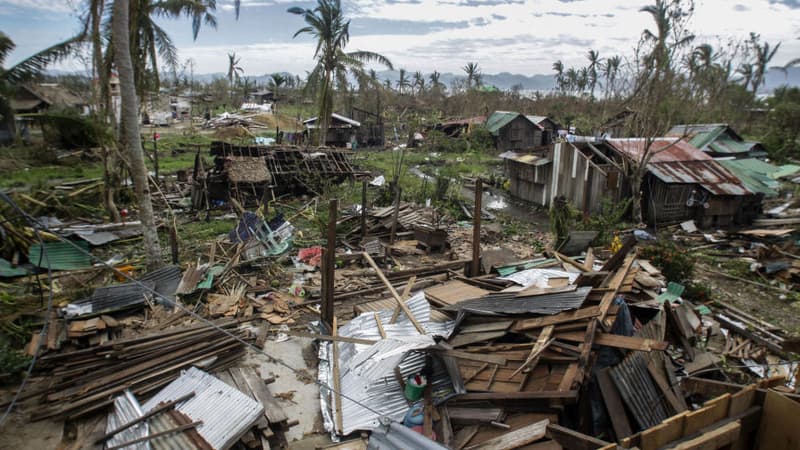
332 316 343 434
471 178 482 277
152 132 159 182
390 186 402 244
321 199 338 331
362 252 426 334
360 179 368 239
168 223 179 264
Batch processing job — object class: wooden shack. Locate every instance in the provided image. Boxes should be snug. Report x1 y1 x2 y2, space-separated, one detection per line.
486 111 542 152
303 113 361 148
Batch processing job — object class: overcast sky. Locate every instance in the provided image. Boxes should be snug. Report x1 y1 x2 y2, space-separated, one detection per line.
1 0 799 77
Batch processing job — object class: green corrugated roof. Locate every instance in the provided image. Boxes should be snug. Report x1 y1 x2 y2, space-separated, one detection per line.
772 164 800 179
28 240 91 271
726 158 780 176
0 258 29 278
718 159 779 197
707 135 753 154
687 126 727 150
485 111 523 136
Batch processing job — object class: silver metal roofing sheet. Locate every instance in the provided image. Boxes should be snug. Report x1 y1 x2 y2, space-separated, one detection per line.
141 367 263 450
107 390 150 450
319 292 457 436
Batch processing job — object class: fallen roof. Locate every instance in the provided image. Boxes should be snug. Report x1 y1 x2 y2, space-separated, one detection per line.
28 240 91 271
442 286 592 315
439 116 486 126
141 367 263 450
303 113 361 128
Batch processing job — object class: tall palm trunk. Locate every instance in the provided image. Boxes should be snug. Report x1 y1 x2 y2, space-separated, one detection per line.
113 0 162 269
318 68 332 146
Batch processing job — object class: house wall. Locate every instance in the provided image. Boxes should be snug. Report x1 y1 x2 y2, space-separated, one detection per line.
643 177 751 227
505 143 622 212
496 116 541 152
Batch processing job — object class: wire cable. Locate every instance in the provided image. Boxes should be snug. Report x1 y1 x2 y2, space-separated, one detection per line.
0 193 401 425
0 192 55 427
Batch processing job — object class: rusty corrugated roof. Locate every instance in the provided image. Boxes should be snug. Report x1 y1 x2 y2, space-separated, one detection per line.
606 138 712 163
606 138 752 196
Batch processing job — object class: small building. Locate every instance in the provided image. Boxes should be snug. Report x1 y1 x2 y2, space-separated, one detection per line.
605 138 759 227
434 116 486 138
303 113 361 148
525 115 561 145
485 111 543 152
350 106 383 147
248 90 274 104
666 123 767 159
503 138 760 227
11 84 89 115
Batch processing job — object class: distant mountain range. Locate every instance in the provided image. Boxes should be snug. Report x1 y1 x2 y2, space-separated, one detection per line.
191 67 800 94
49 67 800 94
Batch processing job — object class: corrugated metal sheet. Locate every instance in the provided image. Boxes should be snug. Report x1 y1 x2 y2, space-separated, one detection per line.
499 268 580 288
647 160 752 196
367 421 450 450
773 164 800 179
0 257 29 278
486 111 539 135
442 286 591 315
609 351 674 429
606 138 713 163
106 390 150 450
141 367 262 450
64 265 182 318
28 240 91 270
718 159 779 197
319 292 457 436
708 135 752 155
149 411 201 450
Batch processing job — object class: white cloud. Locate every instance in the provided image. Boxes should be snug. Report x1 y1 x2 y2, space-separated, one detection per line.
2 0 74 13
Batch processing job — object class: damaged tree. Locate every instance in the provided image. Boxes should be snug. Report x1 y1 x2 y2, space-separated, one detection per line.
623 0 696 224
112 0 162 269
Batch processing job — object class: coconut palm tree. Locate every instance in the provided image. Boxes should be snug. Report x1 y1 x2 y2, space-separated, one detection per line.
412 71 425 95
602 55 621 98
640 0 694 77
586 50 600 99
552 60 564 93
227 52 243 100
0 31 85 137
429 70 441 88
288 0 392 146
463 62 480 89
396 68 410 94
269 73 287 100
749 35 781 95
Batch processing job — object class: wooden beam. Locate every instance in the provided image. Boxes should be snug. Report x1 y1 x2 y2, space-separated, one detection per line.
556 331 668 351
512 306 600 332
455 390 578 401
471 178 483 277
464 419 549 450
332 316 343 434
95 392 195 444
597 367 633 440
362 252 426 334
287 331 376 346
546 423 612 450
105 421 203 450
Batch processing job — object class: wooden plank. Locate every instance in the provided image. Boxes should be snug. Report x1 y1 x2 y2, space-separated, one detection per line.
287 331 376 345
233 367 288 424
597 367 633 440
374 313 386 339
509 326 554 380
647 358 687 413
672 420 740 450
683 405 716 436
432 348 507 365
728 385 757 416
363 253 425 334
756 390 800 450
459 320 514 334
449 331 507 348
556 331 668 351
512 306 601 332
546 423 612 450
640 414 685 450
390 275 417 323
464 419 549 450
456 391 578 401
454 425 480 450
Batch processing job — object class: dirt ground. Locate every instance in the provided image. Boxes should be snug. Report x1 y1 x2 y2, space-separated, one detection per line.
693 260 800 335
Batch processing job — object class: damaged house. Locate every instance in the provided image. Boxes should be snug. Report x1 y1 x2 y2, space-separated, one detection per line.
12 83 89 115
525 115 561 145
192 141 360 208
503 138 760 227
667 123 768 159
303 113 361 148
486 111 543 152
433 116 486 138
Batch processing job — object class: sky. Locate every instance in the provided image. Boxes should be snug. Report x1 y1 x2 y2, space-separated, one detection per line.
1 0 799 77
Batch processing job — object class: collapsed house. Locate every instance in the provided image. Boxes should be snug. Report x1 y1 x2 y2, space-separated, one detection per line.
502 138 760 227
11 83 89 115
433 116 486 138
192 141 361 208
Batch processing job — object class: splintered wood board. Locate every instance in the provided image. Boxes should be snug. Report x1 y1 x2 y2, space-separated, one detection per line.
425 281 489 307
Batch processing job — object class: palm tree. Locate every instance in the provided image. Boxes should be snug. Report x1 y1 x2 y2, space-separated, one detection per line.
564 67 578 93
269 73 287 100
552 60 564 93
289 0 392 146
463 62 480 89
737 62 754 90
749 35 780 95
640 0 694 77
113 0 162 269
412 71 424 95
429 70 441 88
0 31 84 137
586 50 600 99
396 68 410 94
227 52 243 100
602 56 621 98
